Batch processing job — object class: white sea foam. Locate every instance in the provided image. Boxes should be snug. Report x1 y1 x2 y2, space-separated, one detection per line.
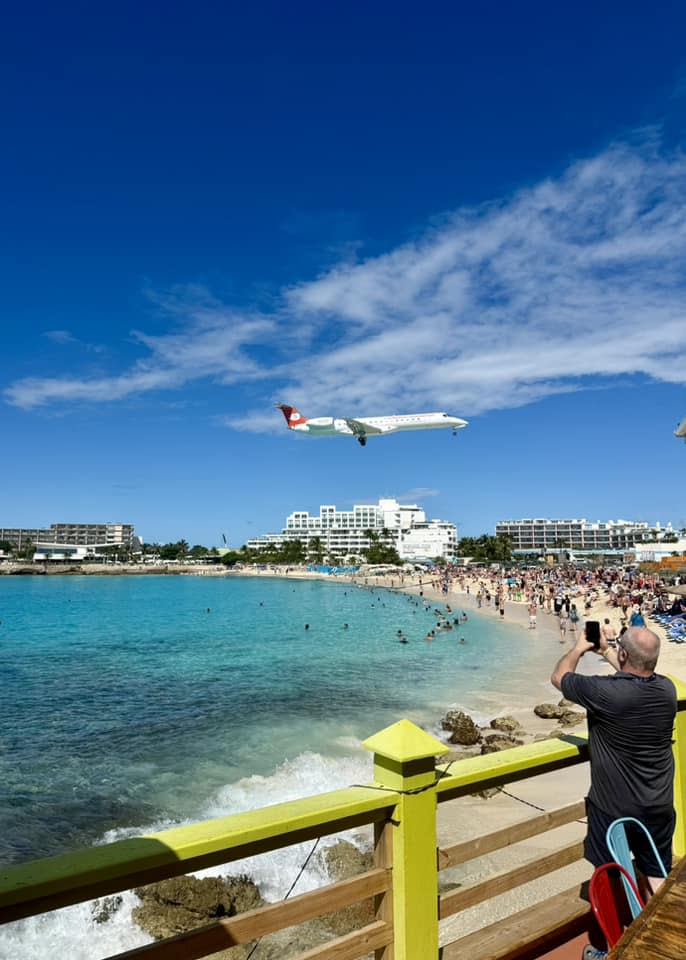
0 751 374 958
198 751 375 900
0 892 150 960
333 735 364 750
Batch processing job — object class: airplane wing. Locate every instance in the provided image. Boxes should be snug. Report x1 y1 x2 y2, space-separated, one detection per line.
343 418 383 436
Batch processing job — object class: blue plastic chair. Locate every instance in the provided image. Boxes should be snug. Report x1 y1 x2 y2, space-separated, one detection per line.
605 817 668 918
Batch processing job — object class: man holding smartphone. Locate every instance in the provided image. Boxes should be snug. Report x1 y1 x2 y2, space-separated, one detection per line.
550 625 676 897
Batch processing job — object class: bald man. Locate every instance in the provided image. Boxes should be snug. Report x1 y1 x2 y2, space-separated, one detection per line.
551 625 676 896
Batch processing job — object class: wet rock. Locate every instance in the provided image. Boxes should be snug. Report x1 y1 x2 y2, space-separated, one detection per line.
558 710 585 727
533 702 566 720
481 734 524 754
321 840 372 881
133 874 263 943
441 709 482 745
489 716 522 734
91 895 123 924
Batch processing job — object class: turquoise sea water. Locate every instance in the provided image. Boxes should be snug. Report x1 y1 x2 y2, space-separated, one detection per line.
0 574 556 957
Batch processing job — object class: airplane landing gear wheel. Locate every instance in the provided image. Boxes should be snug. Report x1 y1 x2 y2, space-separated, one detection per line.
357 436 367 447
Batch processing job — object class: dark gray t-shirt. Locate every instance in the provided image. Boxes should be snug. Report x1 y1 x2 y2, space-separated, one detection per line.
561 671 676 817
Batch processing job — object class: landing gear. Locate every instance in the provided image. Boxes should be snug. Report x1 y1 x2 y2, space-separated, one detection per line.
357 436 367 447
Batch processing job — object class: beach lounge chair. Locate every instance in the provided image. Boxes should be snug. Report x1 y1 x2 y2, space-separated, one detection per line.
605 817 668 918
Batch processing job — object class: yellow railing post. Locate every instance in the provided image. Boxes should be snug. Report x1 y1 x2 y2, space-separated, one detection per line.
363 719 449 960
669 676 686 857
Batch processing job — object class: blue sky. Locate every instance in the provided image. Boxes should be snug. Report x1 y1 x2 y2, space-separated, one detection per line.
2 1 686 546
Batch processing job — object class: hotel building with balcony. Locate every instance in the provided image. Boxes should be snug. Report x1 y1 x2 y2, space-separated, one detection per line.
247 498 457 561
0 522 138 552
495 517 675 555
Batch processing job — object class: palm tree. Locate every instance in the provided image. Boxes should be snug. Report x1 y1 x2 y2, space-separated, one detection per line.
308 537 324 564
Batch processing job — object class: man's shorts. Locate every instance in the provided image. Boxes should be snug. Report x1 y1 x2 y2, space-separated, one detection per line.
585 799 675 876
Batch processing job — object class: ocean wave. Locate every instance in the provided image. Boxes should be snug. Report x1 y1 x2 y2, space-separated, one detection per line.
0 750 374 958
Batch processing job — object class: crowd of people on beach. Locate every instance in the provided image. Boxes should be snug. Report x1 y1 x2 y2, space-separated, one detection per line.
426 562 686 641
349 559 686 653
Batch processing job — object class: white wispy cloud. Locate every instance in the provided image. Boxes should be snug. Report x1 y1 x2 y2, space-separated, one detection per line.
43 329 107 354
6 135 686 419
44 330 78 344
389 487 441 501
7 290 276 409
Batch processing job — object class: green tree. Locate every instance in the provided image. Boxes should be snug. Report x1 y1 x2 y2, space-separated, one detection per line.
362 529 401 565
308 537 324 564
454 534 512 564
281 539 306 564
18 539 35 561
220 549 248 567
158 540 189 561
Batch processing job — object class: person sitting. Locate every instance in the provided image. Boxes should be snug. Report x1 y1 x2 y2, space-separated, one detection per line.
629 604 646 627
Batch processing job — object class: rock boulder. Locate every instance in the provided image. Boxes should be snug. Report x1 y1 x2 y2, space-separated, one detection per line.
441 709 482 745
133 874 263 943
533 703 566 720
318 840 374 936
481 734 524 754
558 710 585 727
490 716 522 734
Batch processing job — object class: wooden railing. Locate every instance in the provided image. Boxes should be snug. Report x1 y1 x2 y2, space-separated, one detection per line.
2 680 685 960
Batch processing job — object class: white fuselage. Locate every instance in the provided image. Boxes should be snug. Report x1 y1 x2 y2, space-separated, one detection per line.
293 412 468 437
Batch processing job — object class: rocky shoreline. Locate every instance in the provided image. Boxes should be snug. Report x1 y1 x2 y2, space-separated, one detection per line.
440 700 584 760
92 840 375 959
88 700 587 956
0 562 229 576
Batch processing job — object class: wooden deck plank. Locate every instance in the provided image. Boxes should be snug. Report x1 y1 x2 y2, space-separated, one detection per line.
607 856 686 959
291 921 393 960
440 884 591 960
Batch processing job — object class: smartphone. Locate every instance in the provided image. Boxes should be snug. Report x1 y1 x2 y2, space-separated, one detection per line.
585 620 601 649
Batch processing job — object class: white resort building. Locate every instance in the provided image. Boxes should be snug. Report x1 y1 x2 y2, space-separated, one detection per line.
0 522 140 560
495 518 677 555
247 498 457 562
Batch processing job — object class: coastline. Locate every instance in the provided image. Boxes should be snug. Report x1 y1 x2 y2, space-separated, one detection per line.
4 564 684 951
0 562 231 576
355 568 686 942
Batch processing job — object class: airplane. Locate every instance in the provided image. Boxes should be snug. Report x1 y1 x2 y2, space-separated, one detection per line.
276 403 468 446
676 417 686 442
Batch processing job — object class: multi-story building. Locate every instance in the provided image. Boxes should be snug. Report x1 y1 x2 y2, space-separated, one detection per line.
495 518 675 554
247 498 457 561
0 522 138 551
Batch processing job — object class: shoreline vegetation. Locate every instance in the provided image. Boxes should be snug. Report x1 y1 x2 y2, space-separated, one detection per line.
6 561 685 950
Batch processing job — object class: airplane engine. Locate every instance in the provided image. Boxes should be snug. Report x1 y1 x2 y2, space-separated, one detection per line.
306 417 335 430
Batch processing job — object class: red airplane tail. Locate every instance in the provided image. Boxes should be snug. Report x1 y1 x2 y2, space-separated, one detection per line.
276 403 307 428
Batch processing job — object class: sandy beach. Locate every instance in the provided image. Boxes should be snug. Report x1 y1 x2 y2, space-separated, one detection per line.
347 566 686 943
217 562 686 942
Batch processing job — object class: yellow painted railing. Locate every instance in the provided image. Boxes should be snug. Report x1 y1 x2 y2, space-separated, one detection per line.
2 677 685 960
